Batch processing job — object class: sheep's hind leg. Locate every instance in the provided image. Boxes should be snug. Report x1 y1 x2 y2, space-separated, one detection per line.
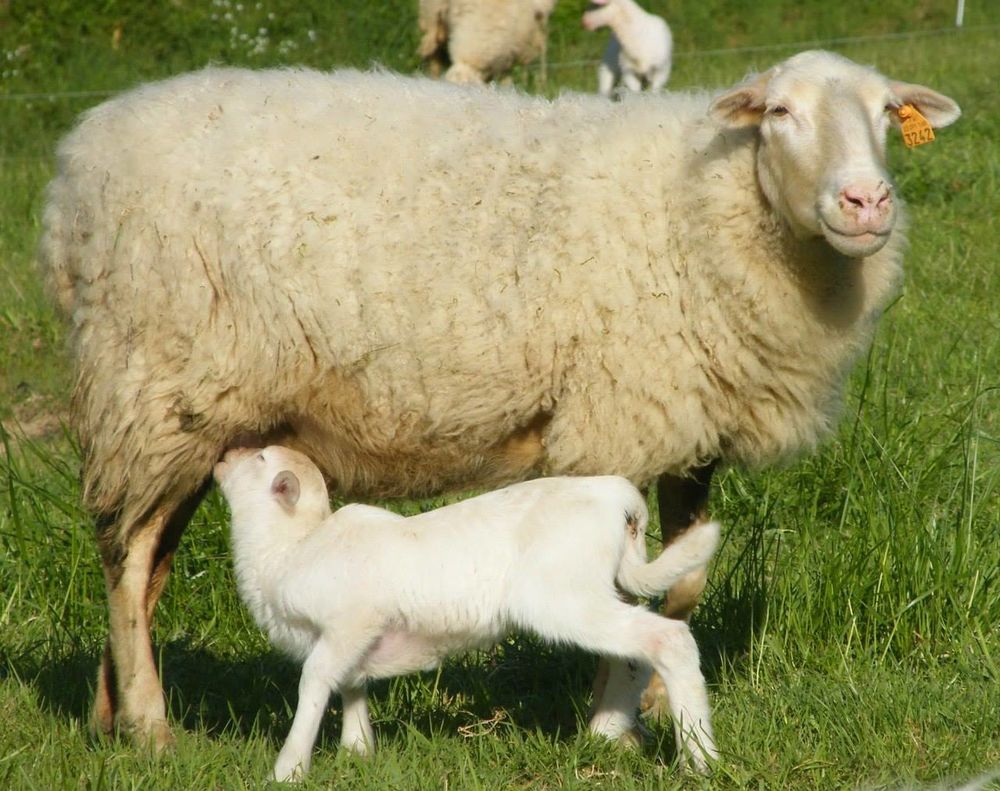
576 602 716 771
640 463 716 721
91 486 207 750
588 657 652 746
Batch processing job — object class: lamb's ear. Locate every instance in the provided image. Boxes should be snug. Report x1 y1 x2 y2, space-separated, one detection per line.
889 81 961 128
271 470 300 511
709 68 774 129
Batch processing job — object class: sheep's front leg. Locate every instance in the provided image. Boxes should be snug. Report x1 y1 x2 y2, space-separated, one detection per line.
640 462 717 720
339 683 374 756
648 65 670 93
597 61 617 98
621 70 643 93
94 487 205 750
588 658 651 744
274 638 368 782
275 647 334 782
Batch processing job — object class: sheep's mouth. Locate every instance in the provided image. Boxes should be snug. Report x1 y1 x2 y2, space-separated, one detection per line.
819 219 892 257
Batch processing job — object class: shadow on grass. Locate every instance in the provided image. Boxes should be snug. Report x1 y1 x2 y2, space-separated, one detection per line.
20 600 763 761
17 538 770 753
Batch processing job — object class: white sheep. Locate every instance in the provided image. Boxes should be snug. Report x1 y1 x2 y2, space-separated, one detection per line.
214 445 720 780
582 0 672 97
38 50 961 750
418 0 557 84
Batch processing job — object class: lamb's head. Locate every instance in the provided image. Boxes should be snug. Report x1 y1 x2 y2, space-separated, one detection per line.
214 445 332 528
582 0 625 31
709 50 960 258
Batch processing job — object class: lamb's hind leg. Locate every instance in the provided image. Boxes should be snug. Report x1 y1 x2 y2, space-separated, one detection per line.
91 485 208 749
641 463 716 719
580 604 716 771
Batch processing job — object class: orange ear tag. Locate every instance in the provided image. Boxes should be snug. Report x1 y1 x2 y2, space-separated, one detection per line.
897 104 935 148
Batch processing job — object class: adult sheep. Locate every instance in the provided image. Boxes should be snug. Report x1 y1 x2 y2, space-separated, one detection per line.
39 50 960 750
417 0 556 83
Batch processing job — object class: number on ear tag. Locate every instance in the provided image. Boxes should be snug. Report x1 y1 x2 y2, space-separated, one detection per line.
898 104 935 148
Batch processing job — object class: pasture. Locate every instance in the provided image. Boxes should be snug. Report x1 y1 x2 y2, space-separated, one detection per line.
1 1 998 788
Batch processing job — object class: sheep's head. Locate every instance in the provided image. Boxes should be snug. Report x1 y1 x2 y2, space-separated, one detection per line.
582 0 621 32
214 445 332 527
709 50 960 258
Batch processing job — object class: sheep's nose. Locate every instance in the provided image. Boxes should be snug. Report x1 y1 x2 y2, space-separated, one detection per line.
840 182 892 227
222 446 256 464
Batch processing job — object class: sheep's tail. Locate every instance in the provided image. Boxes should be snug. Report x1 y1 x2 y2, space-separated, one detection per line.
616 505 721 599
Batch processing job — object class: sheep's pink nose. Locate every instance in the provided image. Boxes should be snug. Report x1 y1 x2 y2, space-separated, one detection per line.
222 446 257 464
840 183 892 228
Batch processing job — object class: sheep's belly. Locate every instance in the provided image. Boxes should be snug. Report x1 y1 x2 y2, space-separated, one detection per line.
359 628 496 679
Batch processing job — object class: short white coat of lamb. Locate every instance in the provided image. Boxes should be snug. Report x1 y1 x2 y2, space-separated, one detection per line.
418 0 557 83
215 445 720 780
38 50 961 748
583 0 673 97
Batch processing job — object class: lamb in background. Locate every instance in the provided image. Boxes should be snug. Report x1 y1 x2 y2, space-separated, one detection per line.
215 445 720 780
37 51 960 750
418 0 557 84
582 0 672 97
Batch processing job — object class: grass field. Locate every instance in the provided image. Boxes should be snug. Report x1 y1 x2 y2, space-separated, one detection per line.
1 1 998 788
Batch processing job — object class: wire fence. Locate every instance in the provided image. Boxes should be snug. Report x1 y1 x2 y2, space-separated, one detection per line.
1 21 997 103
537 22 1000 72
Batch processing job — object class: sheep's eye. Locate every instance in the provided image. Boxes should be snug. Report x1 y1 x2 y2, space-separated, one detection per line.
769 105 789 117
257 453 265 462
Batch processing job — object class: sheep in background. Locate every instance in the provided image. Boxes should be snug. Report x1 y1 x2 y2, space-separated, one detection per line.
418 0 557 84
215 445 720 780
38 51 960 749
583 0 672 97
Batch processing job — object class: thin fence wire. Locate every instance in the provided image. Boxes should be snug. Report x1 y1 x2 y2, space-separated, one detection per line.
535 22 1000 72
1 21 997 102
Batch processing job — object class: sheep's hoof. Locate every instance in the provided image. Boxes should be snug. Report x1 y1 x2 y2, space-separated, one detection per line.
638 673 672 723
89 701 115 741
120 718 175 755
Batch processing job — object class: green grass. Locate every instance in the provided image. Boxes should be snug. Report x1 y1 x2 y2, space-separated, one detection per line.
2 1 999 788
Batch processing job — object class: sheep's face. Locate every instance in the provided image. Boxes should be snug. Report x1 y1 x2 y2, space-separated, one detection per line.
710 50 960 258
582 0 620 32
214 445 332 527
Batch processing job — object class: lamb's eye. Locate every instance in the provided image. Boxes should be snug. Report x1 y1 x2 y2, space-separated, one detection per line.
257 453 265 462
769 105 789 117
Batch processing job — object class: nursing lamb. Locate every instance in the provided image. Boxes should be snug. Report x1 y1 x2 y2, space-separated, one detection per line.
37 50 960 750
215 445 720 780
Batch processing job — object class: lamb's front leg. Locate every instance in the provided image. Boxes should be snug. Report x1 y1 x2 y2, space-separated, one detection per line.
339 683 374 756
274 639 363 782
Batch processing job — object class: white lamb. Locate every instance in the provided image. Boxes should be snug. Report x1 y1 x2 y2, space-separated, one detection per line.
418 0 557 84
214 445 720 780
582 0 672 97
38 51 961 750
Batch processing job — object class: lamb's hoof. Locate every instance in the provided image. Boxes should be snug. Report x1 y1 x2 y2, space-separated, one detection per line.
617 721 653 750
638 673 672 723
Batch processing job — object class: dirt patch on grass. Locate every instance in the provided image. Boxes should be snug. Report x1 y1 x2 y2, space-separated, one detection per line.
1 394 69 451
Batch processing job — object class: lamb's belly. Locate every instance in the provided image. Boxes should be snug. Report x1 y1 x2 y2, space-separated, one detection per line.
359 629 497 679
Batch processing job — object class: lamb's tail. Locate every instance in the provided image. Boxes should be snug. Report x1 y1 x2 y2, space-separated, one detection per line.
616 509 721 599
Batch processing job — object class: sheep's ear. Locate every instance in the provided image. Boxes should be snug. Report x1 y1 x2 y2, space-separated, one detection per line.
709 69 774 129
889 81 961 129
271 470 300 511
